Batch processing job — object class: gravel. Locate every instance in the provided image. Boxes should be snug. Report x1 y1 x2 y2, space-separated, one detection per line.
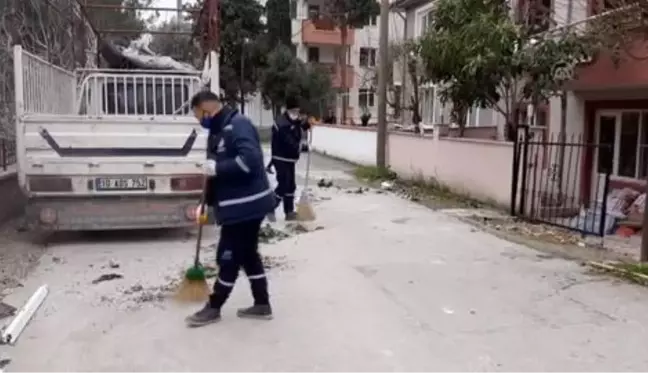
0 219 47 298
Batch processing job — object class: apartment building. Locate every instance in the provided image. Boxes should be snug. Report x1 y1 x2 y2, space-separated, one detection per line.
290 0 404 124
391 0 500 133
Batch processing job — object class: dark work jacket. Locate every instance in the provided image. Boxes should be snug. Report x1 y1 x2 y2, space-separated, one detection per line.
271 113 307 164
204 107 275 225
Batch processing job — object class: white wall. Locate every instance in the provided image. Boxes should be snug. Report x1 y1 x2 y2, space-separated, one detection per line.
548 92 585 136
311 125 377 165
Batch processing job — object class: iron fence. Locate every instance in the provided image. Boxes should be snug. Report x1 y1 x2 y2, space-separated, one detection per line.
511 125 612 237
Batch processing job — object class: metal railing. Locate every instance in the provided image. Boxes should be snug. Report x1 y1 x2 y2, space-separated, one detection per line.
511 125 612 236
18 46 77 115
16 45 203 117
76 72 202 116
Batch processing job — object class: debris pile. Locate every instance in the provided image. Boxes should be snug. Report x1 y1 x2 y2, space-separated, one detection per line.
258 224 290 244
470 215 584 246
317 178 334 188
262 255 291 271
91 273 123 285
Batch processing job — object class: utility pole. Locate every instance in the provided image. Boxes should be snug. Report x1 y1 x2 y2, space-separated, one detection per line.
176 0 182 21
376 0 389 170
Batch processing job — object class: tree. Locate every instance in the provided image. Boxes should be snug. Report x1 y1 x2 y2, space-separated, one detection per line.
586 0 648 63
190 0 267 105
418 0 595 139
0 0 94 137
260 44 333 118
150 18 201 64
83 0 153 44
371 41 427 126
298 64 335 119
265 0 293 49
321 0 380 125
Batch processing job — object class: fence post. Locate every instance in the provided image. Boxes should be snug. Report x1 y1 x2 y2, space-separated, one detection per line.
509 124 520 215
519 125 530 216
599 171 610 237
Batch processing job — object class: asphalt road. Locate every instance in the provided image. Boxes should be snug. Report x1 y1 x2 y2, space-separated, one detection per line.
1 152 648 371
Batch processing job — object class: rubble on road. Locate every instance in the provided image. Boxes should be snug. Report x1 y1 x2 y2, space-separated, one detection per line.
91 273 123 285
262 255 291 271
258 224 290 244
0 357 10 370
0 302 16 320
471 215 584 246
317 178 334 188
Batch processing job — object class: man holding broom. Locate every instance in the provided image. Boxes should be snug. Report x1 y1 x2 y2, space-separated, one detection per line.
267 97 311 222
185 91 276 327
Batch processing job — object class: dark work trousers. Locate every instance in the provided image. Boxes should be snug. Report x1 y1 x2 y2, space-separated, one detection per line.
209 218 269 309
273 160 297 214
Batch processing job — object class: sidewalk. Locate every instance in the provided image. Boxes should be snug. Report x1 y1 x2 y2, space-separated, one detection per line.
1 153 648 371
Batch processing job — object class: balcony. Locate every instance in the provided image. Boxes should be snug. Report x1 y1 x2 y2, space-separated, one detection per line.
301 19 355 46
315 63 355 89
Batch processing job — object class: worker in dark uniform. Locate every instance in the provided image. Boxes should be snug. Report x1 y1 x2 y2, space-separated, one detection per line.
186 91 275 327
267 97 310 221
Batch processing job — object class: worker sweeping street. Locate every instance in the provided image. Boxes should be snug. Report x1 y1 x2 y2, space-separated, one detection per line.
267 97 311 222
185 91 275 328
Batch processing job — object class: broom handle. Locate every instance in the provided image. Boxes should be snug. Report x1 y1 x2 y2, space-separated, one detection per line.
303 128 313 190
195 177 209 267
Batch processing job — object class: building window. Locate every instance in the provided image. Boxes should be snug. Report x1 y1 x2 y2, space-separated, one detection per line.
518 0 552 32
421 87 435 125
593 0 617 13
392 85 402 118
596 111 648 179
359 48 377 67
420 11 434 36
308 4 320 20
307 47 320 62
359 88 375 108
466 108 479 127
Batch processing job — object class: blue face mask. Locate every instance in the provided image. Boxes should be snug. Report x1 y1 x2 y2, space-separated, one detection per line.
200 115 212 129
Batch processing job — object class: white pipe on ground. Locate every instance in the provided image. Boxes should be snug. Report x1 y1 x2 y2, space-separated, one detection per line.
1 285 49 345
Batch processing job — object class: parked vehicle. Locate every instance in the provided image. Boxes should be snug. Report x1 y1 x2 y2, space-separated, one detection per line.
13 44 211 231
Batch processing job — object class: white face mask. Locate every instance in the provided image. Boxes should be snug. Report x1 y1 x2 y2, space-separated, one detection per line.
288 112 299 120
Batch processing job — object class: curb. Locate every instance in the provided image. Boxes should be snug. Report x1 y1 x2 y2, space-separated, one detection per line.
587 261 648 286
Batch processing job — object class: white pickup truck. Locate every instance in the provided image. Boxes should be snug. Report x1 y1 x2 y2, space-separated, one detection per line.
13 45 211 231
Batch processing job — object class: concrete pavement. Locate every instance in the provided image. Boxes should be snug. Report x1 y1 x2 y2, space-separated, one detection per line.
2 153 648 371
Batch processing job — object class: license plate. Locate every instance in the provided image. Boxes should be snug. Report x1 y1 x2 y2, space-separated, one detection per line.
95 177 148 191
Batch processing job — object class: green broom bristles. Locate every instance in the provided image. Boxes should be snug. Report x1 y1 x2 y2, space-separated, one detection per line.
185 265 206 281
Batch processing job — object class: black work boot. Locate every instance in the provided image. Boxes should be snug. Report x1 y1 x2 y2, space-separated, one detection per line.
237 304 273 320
185 303 222 327
285 212 298 221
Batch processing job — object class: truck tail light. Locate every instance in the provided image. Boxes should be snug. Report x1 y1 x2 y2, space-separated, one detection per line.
171 175 203 191
28 176 73 192
39 208 57 224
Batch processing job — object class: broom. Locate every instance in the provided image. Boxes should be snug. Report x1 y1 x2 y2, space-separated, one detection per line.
296 127 316 221
174 178 211 303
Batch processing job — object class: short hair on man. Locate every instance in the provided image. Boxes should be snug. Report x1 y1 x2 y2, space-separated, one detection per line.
190 90 220 108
